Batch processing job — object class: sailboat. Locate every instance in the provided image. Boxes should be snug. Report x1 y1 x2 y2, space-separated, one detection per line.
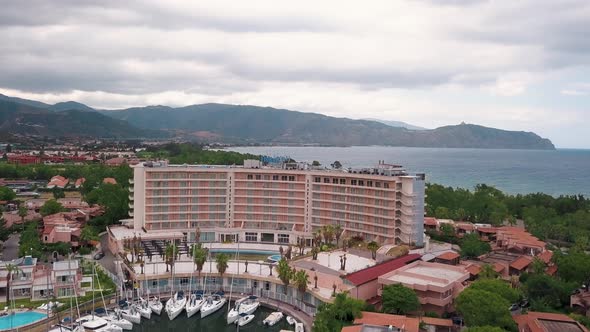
105 309 133 330
165 241 187 320
134 297 152 319
235 312 255 327
77 265 122 332
200 291 226 318
227 296 260 324
149 296 163 315
186 244 205 318
120 304 141 324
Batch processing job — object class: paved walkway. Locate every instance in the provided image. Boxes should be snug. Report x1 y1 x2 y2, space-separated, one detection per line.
2 233 20 261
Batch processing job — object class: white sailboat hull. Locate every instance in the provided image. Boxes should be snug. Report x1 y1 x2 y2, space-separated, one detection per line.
136 305 151 320
186 300 204 318
236 314 255 326
295 322 305 332
105 317 133 331
149 299 163 315
200 298 226 318
165 296 187 321
120 311 141 325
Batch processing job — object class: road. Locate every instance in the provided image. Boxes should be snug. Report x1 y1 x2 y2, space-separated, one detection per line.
99 232 118 276
2 233 20 261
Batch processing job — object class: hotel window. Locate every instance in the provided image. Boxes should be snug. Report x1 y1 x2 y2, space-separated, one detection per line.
323 178 330 183
263 175 270 180
351 180 357 185
339 178 346 185
281 175 288 181
314 177 321 183
288 191 295 197
358 180 364 186
272 175 279 181
278 234 289 243
245 232 257 242
375 182 381 188
332 178 338 184
255 174 262 180
265 281 270 291
367 181 373 187
384 183 390 189
288 176 295 181
247 174 253 180
179 277 189 286
253 280 258 289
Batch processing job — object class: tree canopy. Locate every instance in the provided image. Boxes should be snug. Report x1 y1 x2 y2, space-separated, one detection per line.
40 199 65 217
85 183 129 230
313 292 365 332
0 186 16 201
456 288 517 331
381 283 420 314
460 233 491 258
469 279 521 303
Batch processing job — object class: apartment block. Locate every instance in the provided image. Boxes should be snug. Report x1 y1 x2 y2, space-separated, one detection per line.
127 160 426 246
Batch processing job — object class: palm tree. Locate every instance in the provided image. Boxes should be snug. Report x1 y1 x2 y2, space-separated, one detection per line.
215 253 229 290
367 241 379 260
164 242 178 273
334 224 343 247
276 258 294 295
292 269 309 300
322 225 335 245
313 230 322 247
5 263 21 306
192 243 208 287
18 206 28 226
311 246 320 260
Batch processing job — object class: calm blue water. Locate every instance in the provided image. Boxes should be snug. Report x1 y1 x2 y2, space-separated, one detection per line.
0 311 46 330
227 146 590 196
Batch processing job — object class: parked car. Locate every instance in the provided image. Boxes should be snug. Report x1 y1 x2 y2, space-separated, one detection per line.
93 251 105 260
509 303 520 311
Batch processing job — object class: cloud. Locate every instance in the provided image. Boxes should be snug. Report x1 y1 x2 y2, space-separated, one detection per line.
0 0 589 147
561 83 590 96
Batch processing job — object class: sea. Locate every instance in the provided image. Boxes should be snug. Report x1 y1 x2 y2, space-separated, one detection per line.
227 146 590 197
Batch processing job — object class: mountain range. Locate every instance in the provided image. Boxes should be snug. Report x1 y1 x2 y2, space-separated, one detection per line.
0 93 555 149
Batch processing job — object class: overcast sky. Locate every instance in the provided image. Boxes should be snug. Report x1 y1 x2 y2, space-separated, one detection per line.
1 0 589 148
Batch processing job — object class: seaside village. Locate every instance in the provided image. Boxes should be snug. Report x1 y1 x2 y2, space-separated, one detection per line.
0 152 588 332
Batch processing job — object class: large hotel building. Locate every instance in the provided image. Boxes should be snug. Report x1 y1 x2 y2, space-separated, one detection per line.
127 160 425 246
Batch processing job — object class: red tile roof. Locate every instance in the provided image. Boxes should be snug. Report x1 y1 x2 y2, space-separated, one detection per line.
546 265 558 276
478 227 497 234
424 217 437 226
103 177 117 185
537 250 553 264
510 256 533 271
345 254 421 286
421 317 454 327
437 251 460 261
456 223 475 231
493 263 505 273
341 326 363 332
513 311 589 332
353 312 420 332
465 264 481 275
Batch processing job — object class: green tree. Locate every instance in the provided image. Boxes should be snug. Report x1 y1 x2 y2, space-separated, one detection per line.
292 269 309 300
479 264 499 279
0 186 16 201
18 221 43 258
440 223 456 237
381 284 420 314
191 243 208 287
434 206 451 219
555 251 590 284
215 253 229 290
456 288 516 331
367 241 379 260
469 279 520 303
523 274 575 310
52 187 65 199
313 292 364 332
331 161 342 169
460 233 491 258
530 257 546 275
40 199 65 217
18 205 28 225
0 216 10 242
85 183 129 230
164 242 178 273
80 226 99 243
276 258 294 294
312 160 321 167
464 326 506 332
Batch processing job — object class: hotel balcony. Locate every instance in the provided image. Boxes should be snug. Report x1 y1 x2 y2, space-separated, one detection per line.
129 179 134 185
129 210 134 217
129 186 134 193
129 203 134 209
128 195 134 201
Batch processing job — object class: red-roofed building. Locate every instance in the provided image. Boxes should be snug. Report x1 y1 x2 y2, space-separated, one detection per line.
345 254 421 300
435 252 460 266
47 175 69 189
513 311 588 332
424 217 438 231
103 177 117 185
496 227 546 255
7 154 42 165
105 157 127 166
455 223 475 236
344 312 420 332
510 256 533 275
537 250 553 264
74 178 86 188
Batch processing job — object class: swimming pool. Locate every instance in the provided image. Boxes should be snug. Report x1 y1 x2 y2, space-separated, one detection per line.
0 311 47 331
209 249 279 261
